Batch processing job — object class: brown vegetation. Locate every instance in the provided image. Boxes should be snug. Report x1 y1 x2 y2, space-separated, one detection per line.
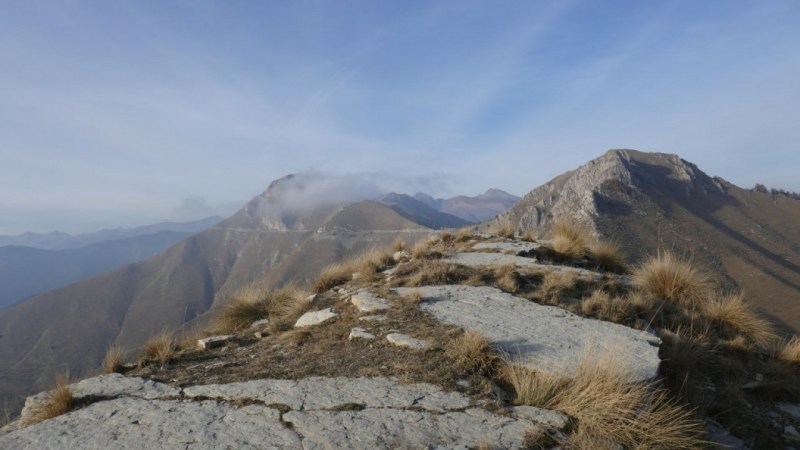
446 330 497 375
137 331 176 367
589 241 627 273
550 220 589 259
702 292 776 348
632 251 714 307
22 374 73 426
102 345 126 374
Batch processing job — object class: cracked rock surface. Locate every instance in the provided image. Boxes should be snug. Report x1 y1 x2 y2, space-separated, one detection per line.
395 285 661 381
0 375 566 449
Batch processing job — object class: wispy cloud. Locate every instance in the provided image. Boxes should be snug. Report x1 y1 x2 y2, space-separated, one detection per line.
1 1 798 233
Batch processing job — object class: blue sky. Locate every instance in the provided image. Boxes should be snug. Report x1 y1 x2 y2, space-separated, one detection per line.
1 1 799 234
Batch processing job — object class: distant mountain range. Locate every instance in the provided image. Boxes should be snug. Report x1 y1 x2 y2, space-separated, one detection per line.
492 149 800 335
414 188 520 222
0 217 223 250
0 175 498 415
0 217 223 310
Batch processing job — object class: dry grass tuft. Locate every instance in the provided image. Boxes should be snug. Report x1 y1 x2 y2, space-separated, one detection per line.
703 292 777 349
521 229 535 242
137 331 176 367
314 262 353 293
102 345 126 374
495 222 516 239
580 290 636 324
266 287 311 333
550 220 589 259
493 263 521 293
503 364 568 408
401 290 424 306
392 237 406 252
632 251 714 307
589 241 626 273
217 285 270 332
405 261 472 287
411 237 440 259
505 353 706 449
23 373 73 426
454 227 473 242
355 247 395 282
775 335 800 363
447 330 497 375
537 270 580 304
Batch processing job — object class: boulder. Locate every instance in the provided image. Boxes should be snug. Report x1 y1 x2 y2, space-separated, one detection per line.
197 335 234 350
294 308 338 328
386 333 427 350
350 291 390 313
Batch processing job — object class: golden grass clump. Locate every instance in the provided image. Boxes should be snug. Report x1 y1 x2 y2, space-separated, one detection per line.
22 374 74 426
217 285 270 332
266 287 311 333
454 227 473 242
411 236 441 260
313 262 353 293
406 261 471 287
550 220 589 259
392 237 406 252
102 345 126 374
589 241 627 273
776 335 800 363
493 263 521 293
632 251 714 307
137 331 176 366
702 292 776 349
537 270 580 304
495 222 516 239
505 353 706 449
580 290 635 324
355 247 395 282
521 229 535 242
446 330 497 375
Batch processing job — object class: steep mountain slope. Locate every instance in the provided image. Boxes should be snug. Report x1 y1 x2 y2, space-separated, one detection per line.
0 217 222 250
414 189 519 222
0 175 434 417
493 149 800 333
0 230 198 310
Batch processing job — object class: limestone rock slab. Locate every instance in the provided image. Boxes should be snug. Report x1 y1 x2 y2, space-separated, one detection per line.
348 327 376 340
3 397 300 450
395 285 660 381
284 407 545 450
198 335 234 349
294 308 338 328
386 333 428 350
351 291 390 313
473 241 541 253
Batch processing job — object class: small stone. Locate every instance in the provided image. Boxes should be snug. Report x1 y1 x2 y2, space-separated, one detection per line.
348 327 376 340
306 293 319 303
786 425 800 439
197 335 234 350
386 333 427 349
254 331 264 339
351 272 363 280
778 403 800 419
294 308 338 328
250 319 269 329
755 373 764 382
456 379 470 388
351 291 390 313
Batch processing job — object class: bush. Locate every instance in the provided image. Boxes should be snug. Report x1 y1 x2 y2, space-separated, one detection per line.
702 292 776 349
447 330 497 375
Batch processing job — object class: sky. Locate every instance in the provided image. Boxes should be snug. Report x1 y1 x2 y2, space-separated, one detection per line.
1 1 799 234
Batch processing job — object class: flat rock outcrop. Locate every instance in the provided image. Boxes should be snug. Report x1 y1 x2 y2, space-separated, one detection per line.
395 285 661 381
1 375 567 449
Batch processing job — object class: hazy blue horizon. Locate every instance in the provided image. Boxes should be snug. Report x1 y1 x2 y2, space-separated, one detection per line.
2 1 799 234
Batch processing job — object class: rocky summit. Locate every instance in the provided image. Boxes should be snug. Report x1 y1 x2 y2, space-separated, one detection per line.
3 227 798 448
